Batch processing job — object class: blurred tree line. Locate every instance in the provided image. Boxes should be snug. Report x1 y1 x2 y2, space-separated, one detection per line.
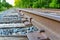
0 0 12 11
14 0 60 9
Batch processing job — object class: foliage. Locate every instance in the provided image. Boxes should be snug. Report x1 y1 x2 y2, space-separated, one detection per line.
14 0 60 9
0 0 12 11
2 2 12 8
49 0 60 8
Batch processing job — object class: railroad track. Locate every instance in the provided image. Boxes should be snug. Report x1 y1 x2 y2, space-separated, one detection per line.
0 8 60 40
18 8 60 40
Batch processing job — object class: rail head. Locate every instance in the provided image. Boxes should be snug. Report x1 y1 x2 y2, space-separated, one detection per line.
19 9 60 22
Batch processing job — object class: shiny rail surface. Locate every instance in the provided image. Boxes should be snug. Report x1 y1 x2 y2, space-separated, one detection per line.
19 9 60 22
